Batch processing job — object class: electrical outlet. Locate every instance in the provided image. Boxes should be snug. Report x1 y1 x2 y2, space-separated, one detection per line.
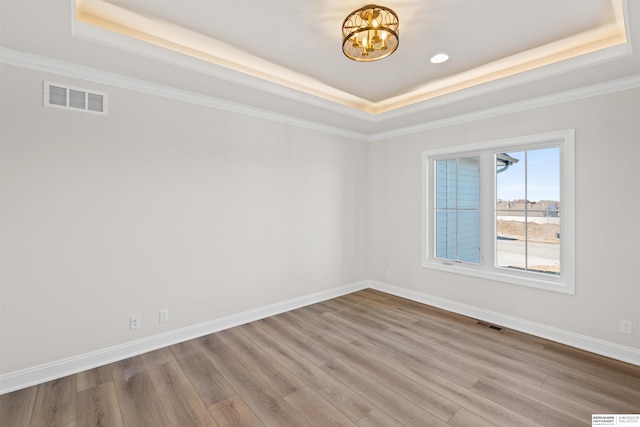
159 308 169 323
385 269 392 279
130 315 141 330
620 319 632 335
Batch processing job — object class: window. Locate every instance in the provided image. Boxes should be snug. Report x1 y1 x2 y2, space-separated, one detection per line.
435 157 480 263
423 130 575 293
496 147 560 275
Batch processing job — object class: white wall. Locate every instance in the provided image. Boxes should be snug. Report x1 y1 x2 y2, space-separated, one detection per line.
1 59 639 381
369 88 640 348
0 64 369 374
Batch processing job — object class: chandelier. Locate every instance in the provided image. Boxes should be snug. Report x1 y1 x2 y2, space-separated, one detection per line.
342 4 399 62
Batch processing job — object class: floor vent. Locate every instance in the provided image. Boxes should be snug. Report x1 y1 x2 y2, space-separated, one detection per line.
44 81 108 115
476 321 504 332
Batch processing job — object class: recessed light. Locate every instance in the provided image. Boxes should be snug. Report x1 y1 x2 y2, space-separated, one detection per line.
430 53 449 64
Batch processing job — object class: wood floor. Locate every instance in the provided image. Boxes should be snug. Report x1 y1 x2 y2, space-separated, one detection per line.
2 289 639 426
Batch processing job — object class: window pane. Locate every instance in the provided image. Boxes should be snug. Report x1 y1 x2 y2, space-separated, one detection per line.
526 220 560 275
526 147 560 207
436 159 457 209
496 213 526 270
496 151 525 210
436 210 456 259
459 210 479 263
434 156 479 263
458 157 479 209
495 147 561 275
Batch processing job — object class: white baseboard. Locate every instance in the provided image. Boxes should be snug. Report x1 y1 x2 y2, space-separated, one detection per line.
3 278 637 394
368 280 640 366
0 280 368 394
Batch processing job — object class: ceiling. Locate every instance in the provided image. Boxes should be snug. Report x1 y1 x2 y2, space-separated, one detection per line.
1 0 639 136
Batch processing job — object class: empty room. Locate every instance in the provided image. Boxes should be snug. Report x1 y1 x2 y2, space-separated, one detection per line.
1 0 639 426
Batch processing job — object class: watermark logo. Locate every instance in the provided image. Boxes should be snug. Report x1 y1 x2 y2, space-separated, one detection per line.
593 414 640 426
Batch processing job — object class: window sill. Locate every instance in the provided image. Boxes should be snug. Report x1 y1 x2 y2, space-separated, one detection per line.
422 260 575 294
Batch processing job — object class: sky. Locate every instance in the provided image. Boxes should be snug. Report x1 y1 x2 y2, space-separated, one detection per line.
497 147 560 202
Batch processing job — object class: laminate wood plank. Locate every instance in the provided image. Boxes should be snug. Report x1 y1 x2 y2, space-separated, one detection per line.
197 333 313 426
111 355 172 427
168 337 203 359
239 321 374 422
392 320 548 386
322 358 450 427
328 305 390 333
461 321 546 354
286 308 362 343
542 375 636 413
347 299 424 330
29 376 76 427
344 337 545 427
416 319 551 383
417 376 543 427
320 296 364 311
334 329 545 427
0 385 37 427
313 298 354 313
147 360 217 426
512 339 640 397
445 326 562 383
307 306 479 392
208 395 264 427
283 314 461 422
545 369 640 410
302 301 332 315
447 408 498 427
543 339 640 383
284 387 357 427
257 315 335 366
335 311 481 389
459 325 640 402
4 289 640 427
379 293 476 328
76 382 123 427
215 327 305 397
470 378 589 427
139 347 176 368
355 409 404 427
170 340 236 407
318 311 383 343
473 371 603 421
382 326 542 388
76 365 114 393
350 335 481 389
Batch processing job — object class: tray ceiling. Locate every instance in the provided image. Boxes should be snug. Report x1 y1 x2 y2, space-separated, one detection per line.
75 0 629 114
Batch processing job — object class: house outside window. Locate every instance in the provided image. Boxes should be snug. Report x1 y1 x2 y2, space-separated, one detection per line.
434 156 480 263
422 130 575 293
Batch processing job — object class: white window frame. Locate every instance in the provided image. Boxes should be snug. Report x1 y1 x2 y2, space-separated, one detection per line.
422 130 575 294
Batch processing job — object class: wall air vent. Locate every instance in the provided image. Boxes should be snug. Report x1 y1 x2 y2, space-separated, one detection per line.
43 81 108 115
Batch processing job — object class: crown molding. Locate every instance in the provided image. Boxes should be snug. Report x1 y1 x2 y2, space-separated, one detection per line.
71 12 376 121
0 47 370 141
369 73 640 141
2 47 639 143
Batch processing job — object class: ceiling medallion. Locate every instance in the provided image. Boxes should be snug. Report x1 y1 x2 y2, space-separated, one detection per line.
342 4 399 62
